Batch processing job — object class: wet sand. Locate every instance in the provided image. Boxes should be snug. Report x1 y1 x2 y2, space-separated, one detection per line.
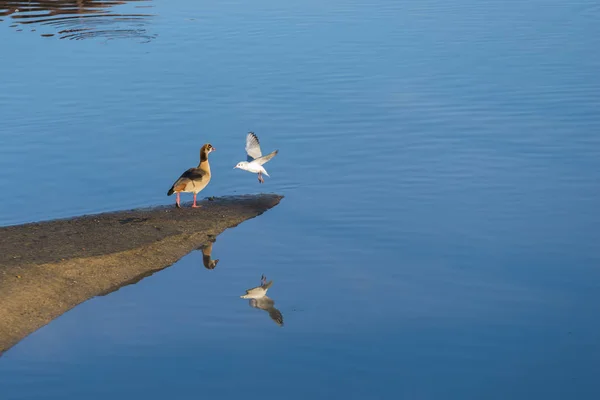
0 194 283 353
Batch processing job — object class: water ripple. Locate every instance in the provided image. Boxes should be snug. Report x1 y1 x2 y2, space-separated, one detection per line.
0 0 155 42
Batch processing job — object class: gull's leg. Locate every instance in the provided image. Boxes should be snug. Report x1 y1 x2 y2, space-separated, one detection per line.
258 172 264 184
176 192 181 208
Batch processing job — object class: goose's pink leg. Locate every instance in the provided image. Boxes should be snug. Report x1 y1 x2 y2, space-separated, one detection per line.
192 193 200 208
176 192 181 208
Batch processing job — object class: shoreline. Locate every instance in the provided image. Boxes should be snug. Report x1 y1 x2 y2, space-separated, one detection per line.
0 194 283 353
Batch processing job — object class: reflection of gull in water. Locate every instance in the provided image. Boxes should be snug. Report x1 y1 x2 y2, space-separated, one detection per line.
241 275 284 327
241 274 272 299
249 297 284 327
200 239 219 270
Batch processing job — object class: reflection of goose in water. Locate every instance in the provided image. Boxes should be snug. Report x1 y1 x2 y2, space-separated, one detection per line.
241 275 284 327
200 240 219 270
0 0 156 41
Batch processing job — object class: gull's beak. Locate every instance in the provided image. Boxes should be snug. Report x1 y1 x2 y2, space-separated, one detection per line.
233 166 238 169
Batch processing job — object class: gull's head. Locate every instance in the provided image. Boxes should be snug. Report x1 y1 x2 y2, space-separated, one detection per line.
234 161 249 170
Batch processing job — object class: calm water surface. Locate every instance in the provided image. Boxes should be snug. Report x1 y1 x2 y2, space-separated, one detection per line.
1 0 600 399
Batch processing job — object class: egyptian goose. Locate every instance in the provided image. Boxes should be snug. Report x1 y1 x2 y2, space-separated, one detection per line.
234 132 278 184
167 143 215 208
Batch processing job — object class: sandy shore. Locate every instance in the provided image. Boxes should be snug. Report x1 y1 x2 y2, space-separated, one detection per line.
0 194 283 353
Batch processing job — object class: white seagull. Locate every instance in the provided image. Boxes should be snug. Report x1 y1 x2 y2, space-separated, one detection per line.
234 132 278 183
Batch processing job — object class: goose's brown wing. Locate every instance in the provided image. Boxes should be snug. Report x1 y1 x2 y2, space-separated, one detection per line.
168 168 206 194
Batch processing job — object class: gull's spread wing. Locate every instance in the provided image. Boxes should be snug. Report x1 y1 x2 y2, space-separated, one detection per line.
254 150 278 165
245 132 262 161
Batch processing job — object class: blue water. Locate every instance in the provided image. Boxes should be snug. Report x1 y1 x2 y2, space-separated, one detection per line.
1 0 600 398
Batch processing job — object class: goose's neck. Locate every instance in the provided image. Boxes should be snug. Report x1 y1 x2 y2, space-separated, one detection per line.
201 161 211 174
198 151 211 172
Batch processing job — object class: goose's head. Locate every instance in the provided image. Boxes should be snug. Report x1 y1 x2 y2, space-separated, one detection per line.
201 143 216 154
